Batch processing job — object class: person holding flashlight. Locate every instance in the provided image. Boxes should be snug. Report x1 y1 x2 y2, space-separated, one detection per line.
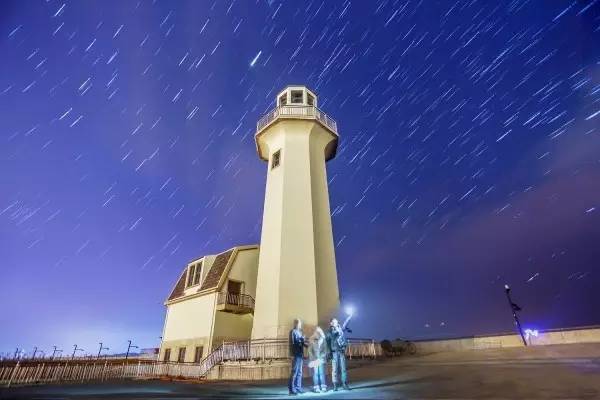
326 308 353 391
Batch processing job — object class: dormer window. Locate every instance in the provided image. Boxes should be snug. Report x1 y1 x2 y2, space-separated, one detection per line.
291 90 303 104
186 262 202 287
193 261 202 285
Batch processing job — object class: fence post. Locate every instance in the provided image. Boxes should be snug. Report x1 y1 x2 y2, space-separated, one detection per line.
37 362 45 383
7 361 20 387
102 360 107 381
262 338 265 362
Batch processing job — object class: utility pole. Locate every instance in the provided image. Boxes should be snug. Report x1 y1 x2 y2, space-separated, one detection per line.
71 344 84 359
504 284 527 346
125 340 138 360
97 342 109 359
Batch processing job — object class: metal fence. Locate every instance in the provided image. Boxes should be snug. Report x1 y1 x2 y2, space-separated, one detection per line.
217 292 255 310
1 338 381 387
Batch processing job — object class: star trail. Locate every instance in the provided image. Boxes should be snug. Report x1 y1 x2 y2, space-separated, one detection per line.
1 0 599 355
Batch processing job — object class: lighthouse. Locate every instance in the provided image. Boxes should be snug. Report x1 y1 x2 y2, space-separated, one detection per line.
251 86 341 339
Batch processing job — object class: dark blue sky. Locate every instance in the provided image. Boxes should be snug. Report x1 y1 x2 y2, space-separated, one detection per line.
1 0 599 357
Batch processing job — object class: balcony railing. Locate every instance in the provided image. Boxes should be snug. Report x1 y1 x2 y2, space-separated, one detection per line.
256 105 338 134
216 292 255 314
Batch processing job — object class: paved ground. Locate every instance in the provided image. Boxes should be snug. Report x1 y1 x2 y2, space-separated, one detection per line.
2 344 599 399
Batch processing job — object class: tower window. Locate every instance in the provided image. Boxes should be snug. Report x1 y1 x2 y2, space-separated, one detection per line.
163 348 171 362
307 93 315 106
271 150 281 170
279 93 287 106
291 90 303 104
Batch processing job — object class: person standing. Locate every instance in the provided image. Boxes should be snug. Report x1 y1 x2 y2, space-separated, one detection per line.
308 327 328 393
326 313 353 391
288 319 307 395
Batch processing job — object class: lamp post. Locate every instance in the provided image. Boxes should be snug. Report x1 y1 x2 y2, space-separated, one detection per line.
71 344 84 359
97 342 109 359
125 340 138 360
504 284 527 346
51 346 63 360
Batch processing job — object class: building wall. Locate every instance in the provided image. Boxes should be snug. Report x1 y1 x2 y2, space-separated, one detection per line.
309 123 340 326
227 247 259 298
161 293 217 361
213 311 254 344
413 326 600 353
252 119 339 339
252 125 285 339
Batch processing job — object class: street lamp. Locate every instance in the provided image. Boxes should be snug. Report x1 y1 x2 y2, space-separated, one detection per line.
125 340 138 360
71 344 85 359
97 342 110 359
51 346 63 360
504 284 527 346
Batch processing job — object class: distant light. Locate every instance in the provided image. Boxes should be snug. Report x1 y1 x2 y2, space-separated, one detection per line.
504 284 510 290
250 51 262 67
345 306 354 316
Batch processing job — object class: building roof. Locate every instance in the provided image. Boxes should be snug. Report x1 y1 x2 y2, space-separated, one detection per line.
167 270 187 301
165 245 258 303
198 249 235 291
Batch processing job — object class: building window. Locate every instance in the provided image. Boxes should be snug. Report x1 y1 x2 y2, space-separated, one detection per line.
271 150 281 170
307 93 315 106
291 90 303 104
163 348 171 362
193 262 202 286
177 347 186 363
186 264 196 287
279 93 287 106
194 346 204 363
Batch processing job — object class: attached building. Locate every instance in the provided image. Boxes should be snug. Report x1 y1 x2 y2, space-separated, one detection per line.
160 245 259 363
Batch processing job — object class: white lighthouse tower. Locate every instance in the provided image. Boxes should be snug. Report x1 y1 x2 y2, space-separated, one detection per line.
251 86 340 339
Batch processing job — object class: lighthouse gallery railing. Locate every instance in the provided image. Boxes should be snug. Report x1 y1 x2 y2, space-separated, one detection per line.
257 105 338 134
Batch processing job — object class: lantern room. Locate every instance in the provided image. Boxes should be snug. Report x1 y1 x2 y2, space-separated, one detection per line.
276 86 318 108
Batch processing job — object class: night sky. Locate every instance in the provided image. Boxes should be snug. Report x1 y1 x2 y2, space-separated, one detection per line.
1 0 599 357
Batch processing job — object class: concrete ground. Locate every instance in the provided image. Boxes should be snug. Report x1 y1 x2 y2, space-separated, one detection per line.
2 343 599 399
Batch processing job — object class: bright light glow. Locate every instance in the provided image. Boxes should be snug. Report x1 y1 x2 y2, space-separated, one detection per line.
524 329 539 340
504 284 510 290
345 306 354 315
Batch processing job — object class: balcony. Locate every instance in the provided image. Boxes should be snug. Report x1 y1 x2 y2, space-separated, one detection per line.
256 105 338 136
216 292 255 315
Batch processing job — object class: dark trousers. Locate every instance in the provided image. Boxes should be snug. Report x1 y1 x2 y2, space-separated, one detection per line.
288 355 303 393
331 351 347 386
